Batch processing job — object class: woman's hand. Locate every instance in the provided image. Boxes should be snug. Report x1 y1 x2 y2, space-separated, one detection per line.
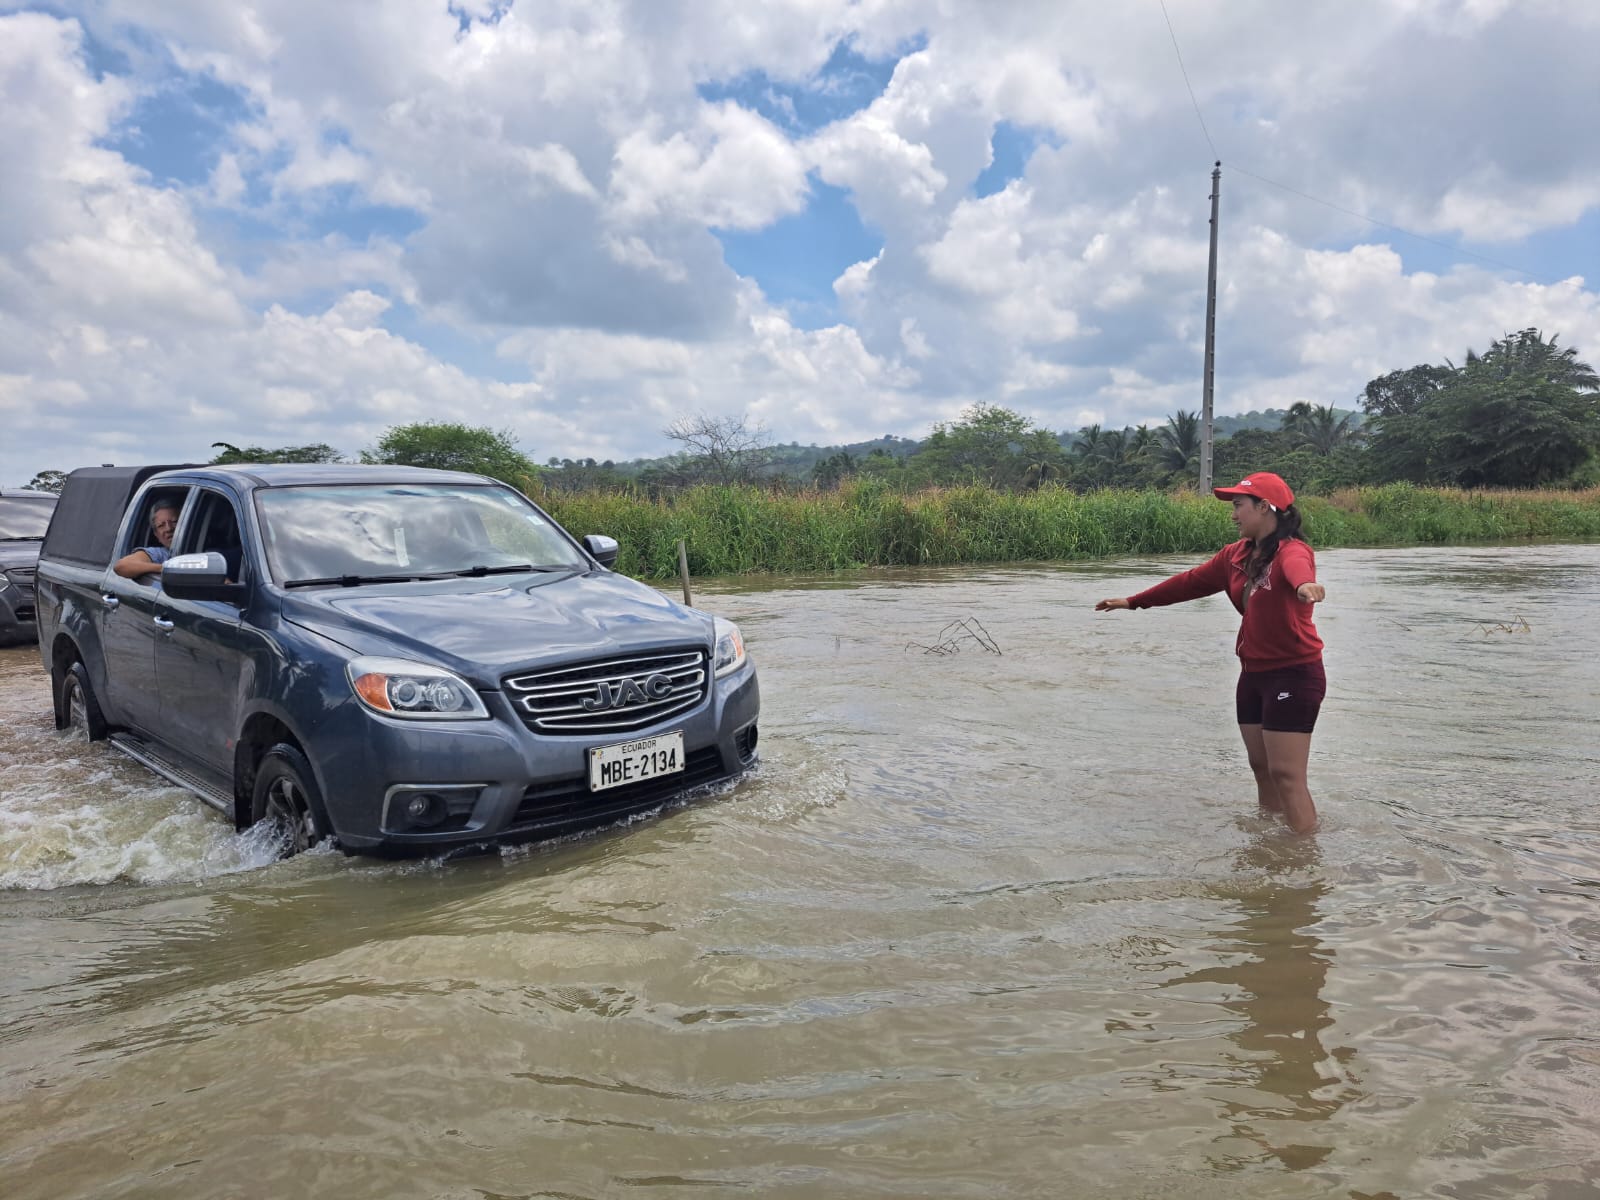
1296 582 1325 604
1095 597 1131 611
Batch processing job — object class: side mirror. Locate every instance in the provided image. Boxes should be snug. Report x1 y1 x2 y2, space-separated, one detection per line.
582 534 619 569
162 551 248 603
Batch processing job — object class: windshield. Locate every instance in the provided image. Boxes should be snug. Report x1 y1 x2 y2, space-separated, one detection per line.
256 484 588 585
0 495 56 540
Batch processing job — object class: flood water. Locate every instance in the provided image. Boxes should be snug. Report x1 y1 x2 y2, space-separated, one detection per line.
2 544 1598 1199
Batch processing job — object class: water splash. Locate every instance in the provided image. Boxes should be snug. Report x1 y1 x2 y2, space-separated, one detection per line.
0 714 287 890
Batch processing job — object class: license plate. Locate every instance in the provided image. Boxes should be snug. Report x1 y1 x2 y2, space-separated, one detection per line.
589 731 685 792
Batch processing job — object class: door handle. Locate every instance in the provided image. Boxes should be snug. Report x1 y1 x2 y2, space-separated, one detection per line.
99 594 119 610
153 616 175 631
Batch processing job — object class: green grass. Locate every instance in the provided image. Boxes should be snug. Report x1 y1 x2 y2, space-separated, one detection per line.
538 481 1600 580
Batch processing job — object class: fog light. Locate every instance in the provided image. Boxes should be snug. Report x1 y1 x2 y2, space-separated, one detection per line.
403 791 447 828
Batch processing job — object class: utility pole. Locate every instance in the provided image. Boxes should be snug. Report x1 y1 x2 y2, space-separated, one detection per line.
1200 160 1220 494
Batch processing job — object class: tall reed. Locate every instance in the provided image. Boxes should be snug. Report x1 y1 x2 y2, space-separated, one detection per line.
538 481 1600 580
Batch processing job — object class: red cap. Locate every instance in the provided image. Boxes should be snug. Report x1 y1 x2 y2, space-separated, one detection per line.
1213 471 1294 511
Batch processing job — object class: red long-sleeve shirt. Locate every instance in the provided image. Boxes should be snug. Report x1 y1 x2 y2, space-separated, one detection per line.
1128 538 1323 671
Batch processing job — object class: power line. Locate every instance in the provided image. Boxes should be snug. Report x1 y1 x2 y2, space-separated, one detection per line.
1157 0 1218 159
1226 164 1561 284
1154 3 1556 285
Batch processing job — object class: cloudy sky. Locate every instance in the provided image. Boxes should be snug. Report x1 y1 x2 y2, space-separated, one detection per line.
1 0 1596 484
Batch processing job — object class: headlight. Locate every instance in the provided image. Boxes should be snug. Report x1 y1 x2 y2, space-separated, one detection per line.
712 616 747 678
346 657 490 720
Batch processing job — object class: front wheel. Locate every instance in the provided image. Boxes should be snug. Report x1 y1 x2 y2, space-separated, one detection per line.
250 743 327 857
55 661 108 742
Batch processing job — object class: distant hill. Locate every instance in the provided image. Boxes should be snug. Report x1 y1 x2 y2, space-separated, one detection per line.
1213 408 1365 438
601 411 1362 478
609 434 922 478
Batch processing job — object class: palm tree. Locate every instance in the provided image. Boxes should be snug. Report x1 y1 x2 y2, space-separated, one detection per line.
1280 401 1315 437
1071 424 1105 460
1128 425 1159 461
1157 410 1201 471
1464 329 1598 391
1096 429 1128 464
1294 404 1364 456
1021 458 1063 488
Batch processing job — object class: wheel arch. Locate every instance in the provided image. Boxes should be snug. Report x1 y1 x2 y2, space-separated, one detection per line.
233 712 321 832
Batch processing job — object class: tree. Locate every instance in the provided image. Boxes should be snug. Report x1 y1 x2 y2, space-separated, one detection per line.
361 422 538 486
211 442 344 464
663 413 775 486
1280 401 1315 437
1360 364 1454 418
1362 411 1437 483
25 469 68 494
1464 328 1599 391
1018 429 1070 489
909 404 1046 489
1156 410 1201 472
1070 423 1105 462
1430 372 1600 487
1213 427 1300 487
811 451 859 489
1361 332 1598 488
1127 425 1159 461
540 457 630 493
1284 405 1363 456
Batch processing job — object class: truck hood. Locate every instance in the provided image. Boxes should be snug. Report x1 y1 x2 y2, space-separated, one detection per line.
0 541 43 571
279 570 712 684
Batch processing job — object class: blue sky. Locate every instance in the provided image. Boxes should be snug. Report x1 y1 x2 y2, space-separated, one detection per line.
1 1 1596 483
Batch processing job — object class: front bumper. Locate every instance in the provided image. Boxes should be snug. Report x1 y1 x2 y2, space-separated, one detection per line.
0 582 37 645
305 661 761 853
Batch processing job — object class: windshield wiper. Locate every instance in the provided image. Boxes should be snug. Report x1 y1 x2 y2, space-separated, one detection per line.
283 573 435 588
0 536 45 542
451 563 576 577
284 564 580 588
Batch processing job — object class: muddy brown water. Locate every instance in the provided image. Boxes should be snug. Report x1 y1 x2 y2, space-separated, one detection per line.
2 545 1598 1199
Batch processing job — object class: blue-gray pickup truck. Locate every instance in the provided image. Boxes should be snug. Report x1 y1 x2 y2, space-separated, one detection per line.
34 464 759 856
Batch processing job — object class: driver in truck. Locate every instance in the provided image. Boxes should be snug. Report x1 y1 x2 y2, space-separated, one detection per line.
113 499 180 582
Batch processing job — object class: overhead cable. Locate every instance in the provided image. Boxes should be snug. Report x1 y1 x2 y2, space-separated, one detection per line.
1154 2 1557 285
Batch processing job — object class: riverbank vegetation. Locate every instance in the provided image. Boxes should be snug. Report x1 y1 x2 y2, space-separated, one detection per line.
538 481 1600 579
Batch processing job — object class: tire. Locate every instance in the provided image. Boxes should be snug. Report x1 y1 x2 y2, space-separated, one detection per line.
250 743 327 858
55 661 108 743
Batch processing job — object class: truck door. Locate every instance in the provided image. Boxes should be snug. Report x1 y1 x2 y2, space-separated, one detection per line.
152 487 256 773
98 488 190 735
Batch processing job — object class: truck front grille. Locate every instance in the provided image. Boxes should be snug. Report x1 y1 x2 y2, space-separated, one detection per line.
503 649 708 735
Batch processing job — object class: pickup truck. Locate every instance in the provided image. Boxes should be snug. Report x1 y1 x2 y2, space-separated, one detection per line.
34 464 759 856
0 488 57 644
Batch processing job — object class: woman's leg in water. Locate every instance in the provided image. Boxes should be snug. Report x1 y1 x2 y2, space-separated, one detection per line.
1262 729 1318 833
1238 723 1283 813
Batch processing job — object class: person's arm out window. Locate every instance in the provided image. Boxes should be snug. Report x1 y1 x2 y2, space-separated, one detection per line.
114 549 161 580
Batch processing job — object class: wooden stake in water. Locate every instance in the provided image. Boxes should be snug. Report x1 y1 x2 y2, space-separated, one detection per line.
677 538 693 605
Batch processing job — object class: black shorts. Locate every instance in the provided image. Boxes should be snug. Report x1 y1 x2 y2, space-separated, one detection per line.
1235 660 1326 733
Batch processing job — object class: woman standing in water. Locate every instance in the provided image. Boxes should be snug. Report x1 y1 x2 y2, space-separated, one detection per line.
1096 472 1327 833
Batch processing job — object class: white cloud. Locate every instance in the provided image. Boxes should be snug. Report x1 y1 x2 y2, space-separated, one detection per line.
2 1 1598 486
610 101 810 231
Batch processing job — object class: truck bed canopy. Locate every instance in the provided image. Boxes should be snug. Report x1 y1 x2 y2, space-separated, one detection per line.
41 466 198 567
